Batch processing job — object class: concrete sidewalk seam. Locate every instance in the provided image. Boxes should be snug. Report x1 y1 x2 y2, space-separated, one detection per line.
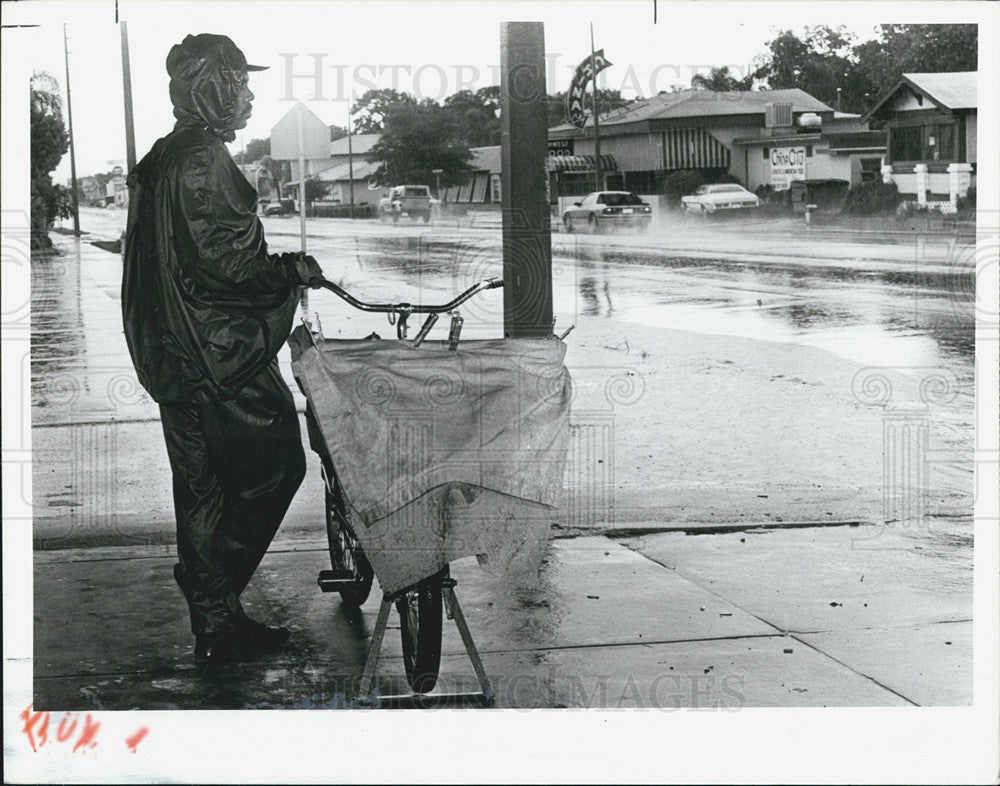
787 632 920 706
464 632 785 657
789 618 972 636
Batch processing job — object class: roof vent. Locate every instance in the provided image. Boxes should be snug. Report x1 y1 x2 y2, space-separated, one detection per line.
765 102 794 128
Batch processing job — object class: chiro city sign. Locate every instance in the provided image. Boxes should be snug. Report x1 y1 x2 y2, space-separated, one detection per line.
770 146 806 190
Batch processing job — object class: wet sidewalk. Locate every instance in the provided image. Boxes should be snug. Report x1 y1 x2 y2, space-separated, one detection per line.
33 525 971 710
23 212 975 711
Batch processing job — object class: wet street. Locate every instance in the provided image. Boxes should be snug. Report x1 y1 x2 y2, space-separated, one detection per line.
23 206 976 709
31 207 975 534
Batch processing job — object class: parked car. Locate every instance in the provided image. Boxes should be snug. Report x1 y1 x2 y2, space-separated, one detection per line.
681 184 760 214
262 198 295 217
562 191 653 233
379 185 432 223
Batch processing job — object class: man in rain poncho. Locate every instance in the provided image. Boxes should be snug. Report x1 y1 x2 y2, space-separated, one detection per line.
122 33 322 665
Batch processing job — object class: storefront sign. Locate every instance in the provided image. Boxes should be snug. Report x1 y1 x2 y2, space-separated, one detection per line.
548 138 574 156
770 146 806 190
566 49 612 130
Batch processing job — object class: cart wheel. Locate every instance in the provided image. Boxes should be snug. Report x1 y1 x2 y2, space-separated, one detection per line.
395 567 445 694
325 480 374 608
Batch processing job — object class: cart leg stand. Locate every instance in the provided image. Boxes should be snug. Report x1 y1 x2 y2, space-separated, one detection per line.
356 582 495 708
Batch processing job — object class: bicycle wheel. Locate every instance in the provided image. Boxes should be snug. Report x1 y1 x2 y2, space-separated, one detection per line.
325 475 374 608
395 567 446 694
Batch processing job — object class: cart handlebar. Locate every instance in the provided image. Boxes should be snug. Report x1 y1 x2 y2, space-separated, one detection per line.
314 276 503 316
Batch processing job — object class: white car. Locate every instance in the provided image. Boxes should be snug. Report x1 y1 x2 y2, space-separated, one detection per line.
681 184 760 214
562 191 653 233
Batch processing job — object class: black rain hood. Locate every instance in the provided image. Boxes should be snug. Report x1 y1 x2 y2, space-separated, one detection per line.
166 33 265 142
122 35 299 406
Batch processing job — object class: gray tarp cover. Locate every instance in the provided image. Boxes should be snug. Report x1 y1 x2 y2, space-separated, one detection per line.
289 326 571 594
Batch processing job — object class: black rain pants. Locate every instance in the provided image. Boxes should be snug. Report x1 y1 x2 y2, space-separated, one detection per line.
159 360 306 635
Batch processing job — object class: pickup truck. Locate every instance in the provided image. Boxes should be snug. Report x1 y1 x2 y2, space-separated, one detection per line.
378 185 432 223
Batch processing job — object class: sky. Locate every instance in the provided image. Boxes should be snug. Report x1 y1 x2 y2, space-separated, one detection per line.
2 0 988 183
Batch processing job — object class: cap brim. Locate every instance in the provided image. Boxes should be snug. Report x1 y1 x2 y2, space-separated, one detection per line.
246 63 269 71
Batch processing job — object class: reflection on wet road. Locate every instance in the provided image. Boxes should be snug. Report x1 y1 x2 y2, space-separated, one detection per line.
33 209 975 532
37 207 976 414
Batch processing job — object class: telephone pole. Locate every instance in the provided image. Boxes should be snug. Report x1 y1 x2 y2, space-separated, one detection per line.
63 24 80 235
590 23 603 193
120 21 137 172
347 100 355 220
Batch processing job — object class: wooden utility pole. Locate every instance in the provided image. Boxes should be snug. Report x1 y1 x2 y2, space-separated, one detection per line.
500 22 552 339
347 100 355 220
120 21 137 172
63 24 80 235
296 104 308 314
590 23 603 192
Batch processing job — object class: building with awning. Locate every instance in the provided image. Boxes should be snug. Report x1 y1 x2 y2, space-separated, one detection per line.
544 154 620 206
545 154 618 173
548 88 835 195
733 123 886 193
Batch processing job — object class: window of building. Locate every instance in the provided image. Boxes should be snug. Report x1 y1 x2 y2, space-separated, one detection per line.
490 174 502 203
859 158 882 183
806 145 813 157
762 148 769 159
890 125 922 162
931 123 955 161
891 121 957 162
623 170 657 194
556 172 595 197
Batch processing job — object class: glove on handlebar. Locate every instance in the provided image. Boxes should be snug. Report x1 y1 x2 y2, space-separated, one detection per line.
279 252 324 288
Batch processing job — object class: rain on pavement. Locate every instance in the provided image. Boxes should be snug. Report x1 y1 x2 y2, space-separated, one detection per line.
28 206 975 708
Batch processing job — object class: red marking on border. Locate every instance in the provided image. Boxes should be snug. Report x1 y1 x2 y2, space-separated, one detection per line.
125 726 149 753
72 714 100 752
56 714 79 742
19 704 50 752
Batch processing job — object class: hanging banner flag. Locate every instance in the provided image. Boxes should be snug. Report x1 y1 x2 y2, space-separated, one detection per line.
565 49 612 129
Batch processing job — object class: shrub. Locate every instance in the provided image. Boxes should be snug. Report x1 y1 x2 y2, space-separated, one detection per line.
955 186 976 213
306 203 378 219
752 184 791 216
842 181 902 216
663 170 704 205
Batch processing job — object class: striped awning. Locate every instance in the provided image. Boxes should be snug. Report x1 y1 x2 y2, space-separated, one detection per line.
546 154 618 172
664 129 731 170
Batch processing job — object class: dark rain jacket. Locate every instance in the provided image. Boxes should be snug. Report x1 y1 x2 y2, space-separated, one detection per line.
122 53 301 405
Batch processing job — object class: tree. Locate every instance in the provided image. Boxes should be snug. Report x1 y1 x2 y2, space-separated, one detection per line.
304 175 329 206
256 155 288 200
851 24 977 110
690 66 754 91
756 24 978 114
442 88 501 147
234 137 270 165
757 26 857 109
365 101 473 187
351 88 417 133
30 71 70 251
329 124 348 142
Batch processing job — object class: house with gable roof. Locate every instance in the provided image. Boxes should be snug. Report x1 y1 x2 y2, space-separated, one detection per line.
862 72 977 210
